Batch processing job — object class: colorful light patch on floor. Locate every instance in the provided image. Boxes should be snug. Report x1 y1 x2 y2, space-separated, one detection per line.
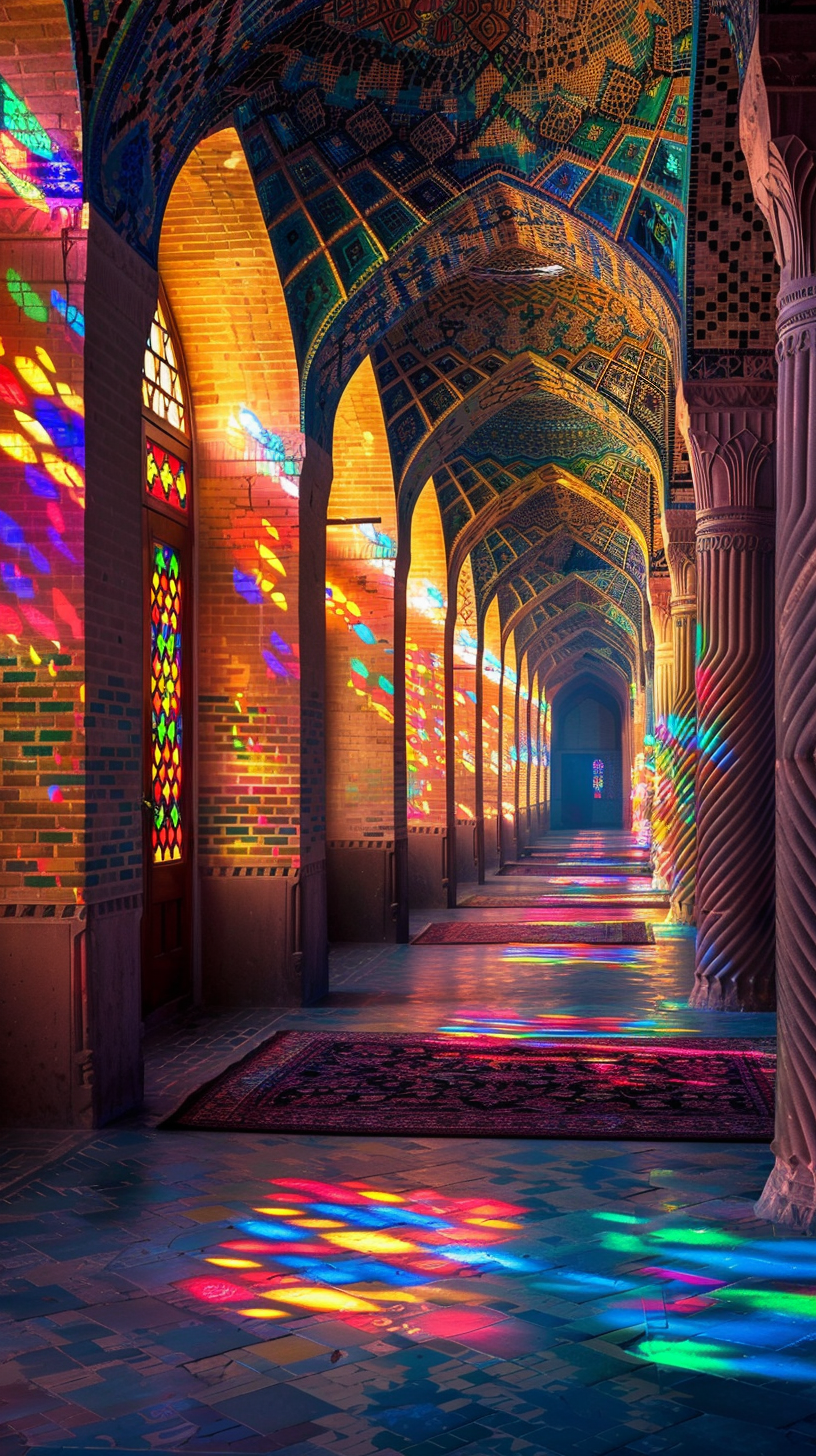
437 1012 701 1041
589 1212 816 1382
500 944 651 969
186 1180 542 1324
181 1172 816 1388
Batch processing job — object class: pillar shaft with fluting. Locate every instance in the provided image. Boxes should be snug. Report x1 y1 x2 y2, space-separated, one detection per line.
665 517 698 924
650 576 674 891
685 388 776 1010
742 109 816 1222
757 268 816 1223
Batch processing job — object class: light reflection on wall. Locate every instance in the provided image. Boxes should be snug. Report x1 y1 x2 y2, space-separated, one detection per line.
326 356 397 840
159 129 303 866
406 479 447 822
0 169 85 897
0 76 82 210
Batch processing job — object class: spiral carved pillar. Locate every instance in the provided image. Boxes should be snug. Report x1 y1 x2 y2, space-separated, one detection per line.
740 100 816 1220
650 576 674 891
665 518 697 924
685 387 776 1011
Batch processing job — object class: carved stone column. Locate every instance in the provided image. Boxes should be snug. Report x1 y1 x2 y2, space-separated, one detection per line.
740 43 816 1223
685 385 776 1011
650 575 674 891
665 515 697 924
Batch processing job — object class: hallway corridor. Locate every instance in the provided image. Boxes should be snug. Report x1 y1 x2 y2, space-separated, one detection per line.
0 836 798 1456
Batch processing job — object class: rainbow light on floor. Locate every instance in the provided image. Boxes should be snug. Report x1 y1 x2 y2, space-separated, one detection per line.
438 1013 701 1040
180 1175 816 1383
500 944 649 968
183 1180 549 1326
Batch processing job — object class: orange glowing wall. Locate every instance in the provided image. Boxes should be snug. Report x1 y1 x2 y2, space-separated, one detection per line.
0 3 86 903
159 129 303 869
481 597 502 850
500 632 518 823
325 356 397 840
454 556 477 823
405 477 447 823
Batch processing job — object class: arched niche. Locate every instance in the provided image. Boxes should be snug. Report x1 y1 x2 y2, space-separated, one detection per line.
549 675 628 831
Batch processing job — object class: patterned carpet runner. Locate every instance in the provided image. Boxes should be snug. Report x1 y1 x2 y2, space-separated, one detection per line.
411 921 653 945
164 1031 775 1142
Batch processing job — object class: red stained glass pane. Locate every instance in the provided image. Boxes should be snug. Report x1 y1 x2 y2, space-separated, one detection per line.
145 437 188 512
151 542 183 864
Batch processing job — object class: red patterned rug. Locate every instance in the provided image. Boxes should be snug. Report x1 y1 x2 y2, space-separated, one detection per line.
411 921 653 945
163 1031 775 1142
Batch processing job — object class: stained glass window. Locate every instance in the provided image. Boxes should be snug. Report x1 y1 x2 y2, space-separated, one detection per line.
151 543 183 863
145 437 188 512
142 302 186 432
593 758 604 799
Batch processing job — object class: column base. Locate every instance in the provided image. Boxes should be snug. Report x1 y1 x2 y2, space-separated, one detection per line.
668 899 694 926
688 973 776 1013
755 1159 816 1232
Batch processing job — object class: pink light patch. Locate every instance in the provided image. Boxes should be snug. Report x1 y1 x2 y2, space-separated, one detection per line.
640 1266 725 1288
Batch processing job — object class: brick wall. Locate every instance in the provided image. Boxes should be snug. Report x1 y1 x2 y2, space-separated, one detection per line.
0 2 86 904
405 478 447 825
158 130 303 871
453 556 477 821
326 356 397 841
0 226 86 902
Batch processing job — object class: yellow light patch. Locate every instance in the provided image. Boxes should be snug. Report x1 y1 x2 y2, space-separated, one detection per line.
206 1258 261 1269
323 1231 416 1255
14 410 52 444
0 432 36 463
293 1219 345 1229
15 357 53 394
264 1286 378 1313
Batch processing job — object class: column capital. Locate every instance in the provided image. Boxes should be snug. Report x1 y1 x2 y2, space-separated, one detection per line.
663 510 697 603
696 506 775 555
739 35 816 286
649 574 672 648
683 385 776 515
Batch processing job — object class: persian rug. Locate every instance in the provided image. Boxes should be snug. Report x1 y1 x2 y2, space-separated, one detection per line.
410 921 653 945
164 1031 776 1142
460 894 669 910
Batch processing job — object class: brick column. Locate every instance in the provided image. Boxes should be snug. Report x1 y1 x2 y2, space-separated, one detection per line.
298 438 332 1000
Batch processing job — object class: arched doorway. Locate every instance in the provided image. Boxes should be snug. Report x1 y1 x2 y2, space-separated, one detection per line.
550 679 624 830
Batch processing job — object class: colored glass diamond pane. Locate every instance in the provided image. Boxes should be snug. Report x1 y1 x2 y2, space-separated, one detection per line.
145 437 188 512
151 543 183 863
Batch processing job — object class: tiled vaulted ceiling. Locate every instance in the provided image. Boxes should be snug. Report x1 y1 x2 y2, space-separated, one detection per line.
73 0 750 700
